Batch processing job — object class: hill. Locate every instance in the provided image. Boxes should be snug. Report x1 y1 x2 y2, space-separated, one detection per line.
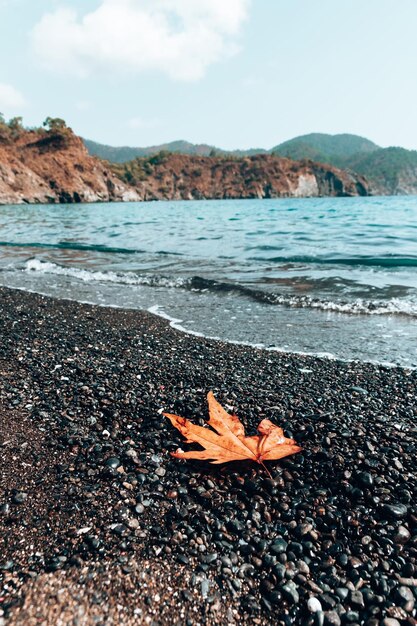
84 133 378 164
84 138 267 162
344 147 417 195
271 133 379 161
0 119 140 204
84 132 417 195
272 133 417 194
0 121 369 204
84 138 219 162
108 152 369 201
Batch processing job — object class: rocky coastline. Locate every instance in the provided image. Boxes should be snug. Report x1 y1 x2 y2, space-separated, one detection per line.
0 286 415 625
0 129 139 205
0 128 369 205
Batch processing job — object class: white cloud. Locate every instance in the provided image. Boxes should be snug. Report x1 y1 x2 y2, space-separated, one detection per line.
0 82 25 111
32 0 250 81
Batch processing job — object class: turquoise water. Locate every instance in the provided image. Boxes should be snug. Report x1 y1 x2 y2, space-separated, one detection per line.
0 196 416 366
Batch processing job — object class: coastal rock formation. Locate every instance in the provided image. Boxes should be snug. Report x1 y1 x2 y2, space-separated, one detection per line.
355 152 417 196
0 127 369 204
114 153 369 201
0 128 140 204
272 135 417 196
86 132 417 196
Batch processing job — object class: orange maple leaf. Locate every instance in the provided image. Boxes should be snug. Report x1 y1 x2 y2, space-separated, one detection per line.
164 392 301 473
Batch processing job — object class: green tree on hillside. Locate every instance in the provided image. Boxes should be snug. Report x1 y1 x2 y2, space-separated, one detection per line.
8 116 23 131
148 150 171 165
43 117 68 132
0 112 10 141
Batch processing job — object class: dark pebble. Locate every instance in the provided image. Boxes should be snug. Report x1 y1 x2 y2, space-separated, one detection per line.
394 586 415 612
350 386 368 395
344 611 360 623
281 582 299 605
270 538 288 555
12 491 28 504
273 563 286 581
393 525 411 544
323 611 341 626
356 471 373 488
335 588 349 601
0 561 14 571
182 590 193 601
320 594 336 610
266 590 282 605
105 457 122 469
203 552 218 564
381 503 408 519
177 555 189 565
349 590 364 609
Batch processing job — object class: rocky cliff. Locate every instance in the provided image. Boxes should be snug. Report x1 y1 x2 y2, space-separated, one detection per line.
86 132 417 196
0 128 140 204
0 128 369 204
114 153 369 200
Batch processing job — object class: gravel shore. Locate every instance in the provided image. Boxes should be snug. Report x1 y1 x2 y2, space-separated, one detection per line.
0 286 416 626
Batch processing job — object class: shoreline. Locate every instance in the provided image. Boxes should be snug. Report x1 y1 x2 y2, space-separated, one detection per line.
2 283 416 372
1 193 408 208
0 286 416 625
147 304 416 371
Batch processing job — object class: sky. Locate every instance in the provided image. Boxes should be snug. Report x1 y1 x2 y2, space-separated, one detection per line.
1 0 417 150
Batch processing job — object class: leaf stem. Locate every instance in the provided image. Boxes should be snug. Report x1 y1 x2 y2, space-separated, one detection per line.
259 460 272 479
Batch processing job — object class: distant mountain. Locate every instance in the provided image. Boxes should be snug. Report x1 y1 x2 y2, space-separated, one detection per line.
272 133 417 195
343 147 417 196
84 138 217 162
83 132 417 195
84 138 266 162
271 133 379 161
85 133 379 164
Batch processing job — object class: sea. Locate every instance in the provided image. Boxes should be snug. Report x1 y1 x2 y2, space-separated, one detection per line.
0 196 416 368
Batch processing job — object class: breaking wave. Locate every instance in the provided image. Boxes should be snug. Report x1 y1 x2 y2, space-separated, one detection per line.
22 259 417 318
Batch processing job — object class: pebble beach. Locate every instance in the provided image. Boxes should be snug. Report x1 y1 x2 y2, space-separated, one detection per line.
0 286 416 625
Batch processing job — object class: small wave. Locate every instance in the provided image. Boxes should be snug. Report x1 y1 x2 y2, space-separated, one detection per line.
0 241 183 257
23 259 417 318
0 240 142 255
24 259 188 288
186 276 417 317
262 292 417 317
249 255 417 268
